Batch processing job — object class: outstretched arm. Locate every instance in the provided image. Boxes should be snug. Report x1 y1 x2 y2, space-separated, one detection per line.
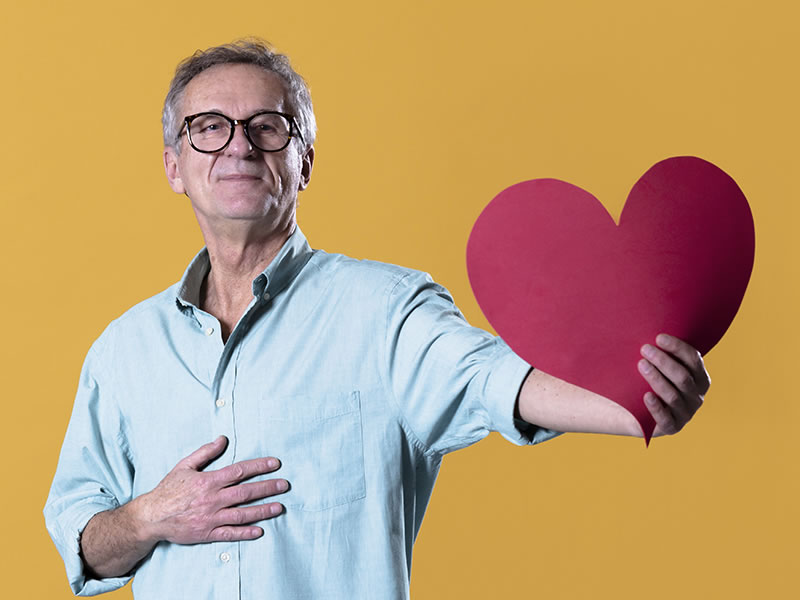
517 334 710 438
80 436 288 578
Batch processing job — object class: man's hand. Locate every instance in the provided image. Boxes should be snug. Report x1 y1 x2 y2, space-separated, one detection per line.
639 333 710 437
135 435 287 545
81 436 287 579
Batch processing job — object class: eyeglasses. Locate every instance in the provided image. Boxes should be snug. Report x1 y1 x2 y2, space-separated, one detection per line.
180 111 304 153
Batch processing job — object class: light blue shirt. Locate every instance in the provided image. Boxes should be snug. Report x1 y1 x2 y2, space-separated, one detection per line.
45 227 558 599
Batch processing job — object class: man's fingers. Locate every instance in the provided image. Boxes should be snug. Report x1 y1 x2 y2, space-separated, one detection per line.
217 479 290 507
638 358 693 427
644 392 678 436
214 457 282 486
655 334 711 394
214 503 284 529
180 436 229 471
642 344 699 395
207 525 265 543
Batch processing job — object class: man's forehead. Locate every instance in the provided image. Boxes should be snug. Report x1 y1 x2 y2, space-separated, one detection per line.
181 63 288 114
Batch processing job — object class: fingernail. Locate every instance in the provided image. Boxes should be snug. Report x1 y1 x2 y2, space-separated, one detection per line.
276 479 288 492
638 359 651 373
267 458 279 469
641 344 656 359
270 504 283 516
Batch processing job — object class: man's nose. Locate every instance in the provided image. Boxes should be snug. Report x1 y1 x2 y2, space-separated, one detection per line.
225 122 256 157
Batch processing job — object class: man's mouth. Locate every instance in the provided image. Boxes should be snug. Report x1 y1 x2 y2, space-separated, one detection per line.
220 174 262 180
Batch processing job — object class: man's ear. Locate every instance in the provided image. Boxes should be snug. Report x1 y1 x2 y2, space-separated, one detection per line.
163 146 186 195
298 145 315 191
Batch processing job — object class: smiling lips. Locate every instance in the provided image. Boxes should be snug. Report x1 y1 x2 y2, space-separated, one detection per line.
219 173 263 181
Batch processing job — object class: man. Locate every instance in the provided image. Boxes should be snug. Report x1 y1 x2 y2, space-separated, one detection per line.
45 40 708 598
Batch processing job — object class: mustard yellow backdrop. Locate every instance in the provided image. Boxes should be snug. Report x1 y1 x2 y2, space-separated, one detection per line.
2 1 796 598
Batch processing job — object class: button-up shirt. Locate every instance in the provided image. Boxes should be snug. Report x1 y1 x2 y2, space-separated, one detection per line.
44 227 558 599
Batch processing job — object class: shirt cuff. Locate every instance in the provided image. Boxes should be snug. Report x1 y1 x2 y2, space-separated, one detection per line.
48 499 133 596
485 343 562 446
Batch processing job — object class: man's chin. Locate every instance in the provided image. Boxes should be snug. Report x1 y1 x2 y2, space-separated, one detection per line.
206 202 296 229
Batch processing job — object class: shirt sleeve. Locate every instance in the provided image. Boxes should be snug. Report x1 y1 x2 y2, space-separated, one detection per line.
382 270 561 455
43 330 136 596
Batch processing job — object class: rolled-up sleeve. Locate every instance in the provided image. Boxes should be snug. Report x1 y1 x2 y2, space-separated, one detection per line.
44 330 135 596
383 271 561 455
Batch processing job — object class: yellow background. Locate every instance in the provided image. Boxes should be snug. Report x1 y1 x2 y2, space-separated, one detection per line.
2 0 797 598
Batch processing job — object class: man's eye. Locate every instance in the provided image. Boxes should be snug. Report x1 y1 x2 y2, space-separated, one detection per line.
191 118 227 135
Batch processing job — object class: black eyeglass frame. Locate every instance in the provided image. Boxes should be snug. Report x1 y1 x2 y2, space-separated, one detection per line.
180 110 305 154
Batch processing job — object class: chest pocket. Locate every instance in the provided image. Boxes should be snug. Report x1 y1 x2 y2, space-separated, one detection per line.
254 390 365 511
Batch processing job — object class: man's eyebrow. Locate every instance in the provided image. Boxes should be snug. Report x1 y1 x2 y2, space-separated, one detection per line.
199 107 283 116
195 108 228 115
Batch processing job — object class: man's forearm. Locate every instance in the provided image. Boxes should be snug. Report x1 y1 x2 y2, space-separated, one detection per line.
80 498 158 577
517 369 641 435
80 496 158 579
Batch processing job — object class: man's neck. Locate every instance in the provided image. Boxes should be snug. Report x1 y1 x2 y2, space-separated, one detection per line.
199 220 294 342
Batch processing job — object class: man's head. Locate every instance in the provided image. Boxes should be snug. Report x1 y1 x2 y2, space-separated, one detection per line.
162 40 315 238
162 39 316 156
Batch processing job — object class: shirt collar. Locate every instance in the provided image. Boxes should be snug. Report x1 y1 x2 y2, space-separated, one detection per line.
175 226 313 310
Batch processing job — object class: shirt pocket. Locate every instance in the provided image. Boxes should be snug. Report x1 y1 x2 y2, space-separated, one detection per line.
255 390 366 511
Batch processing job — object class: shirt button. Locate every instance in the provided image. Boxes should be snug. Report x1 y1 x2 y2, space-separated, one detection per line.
215 398 226 408
263 292 271 301
220 552 231 563
204 327 214 336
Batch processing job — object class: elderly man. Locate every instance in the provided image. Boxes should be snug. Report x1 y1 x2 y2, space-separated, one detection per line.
45 40 708 598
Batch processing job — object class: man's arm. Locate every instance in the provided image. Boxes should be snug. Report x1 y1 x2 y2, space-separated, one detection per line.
517 334 710 437
80 436 288 578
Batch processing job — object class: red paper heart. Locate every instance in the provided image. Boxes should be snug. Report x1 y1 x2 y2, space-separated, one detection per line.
466 156 754 442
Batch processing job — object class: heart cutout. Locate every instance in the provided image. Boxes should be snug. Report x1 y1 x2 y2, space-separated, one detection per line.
466 156 755 442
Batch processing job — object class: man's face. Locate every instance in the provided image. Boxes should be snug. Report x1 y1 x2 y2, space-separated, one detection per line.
163 63 313 235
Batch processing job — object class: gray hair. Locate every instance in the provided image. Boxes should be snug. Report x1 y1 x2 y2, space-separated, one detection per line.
162 39 316 154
